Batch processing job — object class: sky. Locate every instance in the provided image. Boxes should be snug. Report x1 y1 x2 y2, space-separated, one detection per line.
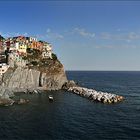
0 0 140 70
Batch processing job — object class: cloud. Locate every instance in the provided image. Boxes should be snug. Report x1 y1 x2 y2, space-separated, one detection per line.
0 29 63 41
23 32 28 36
46 32 64 39
99 31 140 42
36 34 46 40
127 32 140 40
100 32 111 39
73 27 95 38
46 28 51 33
0 32 28 38
95 44 137 49
35 28 64 40
116 28 121 32
46 28 64 40
95 45 114 49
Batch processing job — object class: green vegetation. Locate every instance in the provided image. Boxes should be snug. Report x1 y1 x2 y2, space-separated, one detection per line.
22 49 59 68
26 48 41 58
22 56 27 60
31 61 38 66
25 48 42 61
26 48 32 54
52 53 57 60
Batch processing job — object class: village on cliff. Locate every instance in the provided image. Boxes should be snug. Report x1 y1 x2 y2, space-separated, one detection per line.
0 35 53 76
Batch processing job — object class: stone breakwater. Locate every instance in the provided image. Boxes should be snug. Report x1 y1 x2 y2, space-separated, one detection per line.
63 81 124 104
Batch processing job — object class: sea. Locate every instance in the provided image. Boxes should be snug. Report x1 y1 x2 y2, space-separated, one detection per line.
0 71 140 140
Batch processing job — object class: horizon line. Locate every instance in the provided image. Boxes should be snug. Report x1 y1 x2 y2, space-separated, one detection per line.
66 70 140 71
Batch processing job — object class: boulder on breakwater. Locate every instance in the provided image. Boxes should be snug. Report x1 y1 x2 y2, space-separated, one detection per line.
63 81 124 104
17 98 29 105
0 98 14 106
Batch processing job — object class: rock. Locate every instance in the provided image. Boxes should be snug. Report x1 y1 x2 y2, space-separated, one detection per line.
1 62 67 92
41 70 67 90
0 98 14 106
0 86 14 97
65 85 124 104
103 98 107 103
33 90 38 94
88 94 93 100
62 80 77 89
18 98 29 105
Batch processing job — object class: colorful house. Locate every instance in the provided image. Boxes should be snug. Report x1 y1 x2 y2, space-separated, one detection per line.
18 43 27 54
42 43 52 59
0 35 5 51
0 63 9 76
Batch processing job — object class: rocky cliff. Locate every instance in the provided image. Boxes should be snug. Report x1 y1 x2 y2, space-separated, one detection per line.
0 58 67 106
1 59 67 91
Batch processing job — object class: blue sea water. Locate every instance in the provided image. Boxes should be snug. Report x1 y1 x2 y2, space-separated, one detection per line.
0 71 140 140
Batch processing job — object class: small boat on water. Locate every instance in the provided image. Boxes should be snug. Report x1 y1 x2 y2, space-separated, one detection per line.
48 95 53 101
33 90 38 94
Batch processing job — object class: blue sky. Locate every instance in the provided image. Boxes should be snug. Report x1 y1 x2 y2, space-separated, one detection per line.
1 1 140 70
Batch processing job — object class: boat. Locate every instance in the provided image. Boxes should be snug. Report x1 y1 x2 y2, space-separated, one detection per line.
33 90 38 94
48 95 53 101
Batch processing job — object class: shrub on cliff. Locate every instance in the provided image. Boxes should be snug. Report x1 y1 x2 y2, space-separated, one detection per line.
26 49 42 62
31 61 38 66
22 56 27 60
33 49 41 58
52 53 57 60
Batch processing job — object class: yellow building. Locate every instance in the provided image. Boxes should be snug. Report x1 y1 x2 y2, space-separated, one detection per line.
18 44 27 53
